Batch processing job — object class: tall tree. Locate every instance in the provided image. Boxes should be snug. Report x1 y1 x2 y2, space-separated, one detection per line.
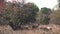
6 2 39 30
40 7 51 24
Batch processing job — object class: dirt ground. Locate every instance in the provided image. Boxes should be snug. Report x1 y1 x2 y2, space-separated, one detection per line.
0 24 60 34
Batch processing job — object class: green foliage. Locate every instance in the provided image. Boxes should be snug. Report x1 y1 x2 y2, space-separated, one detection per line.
10 3 39 30
0 2 39 30
18 3 39 24
0 8 13 25
41 17 50 25
40 7 51 25
41 7 51 14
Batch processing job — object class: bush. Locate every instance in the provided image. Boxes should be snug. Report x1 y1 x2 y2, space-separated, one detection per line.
40 17 50 25
50 10 60 25
0 2 39 30
39 7 51 25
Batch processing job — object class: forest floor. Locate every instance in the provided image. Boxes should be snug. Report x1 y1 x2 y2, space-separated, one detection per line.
0 24 60 34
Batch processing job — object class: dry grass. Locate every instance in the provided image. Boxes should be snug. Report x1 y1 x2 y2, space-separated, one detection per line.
0 24 60 34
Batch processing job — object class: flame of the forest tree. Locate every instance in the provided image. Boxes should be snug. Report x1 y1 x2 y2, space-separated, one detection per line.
0 1 6 12
0 2 6 8
0 0 6 8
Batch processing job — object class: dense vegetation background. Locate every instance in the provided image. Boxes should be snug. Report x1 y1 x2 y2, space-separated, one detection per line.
0 0 60 30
